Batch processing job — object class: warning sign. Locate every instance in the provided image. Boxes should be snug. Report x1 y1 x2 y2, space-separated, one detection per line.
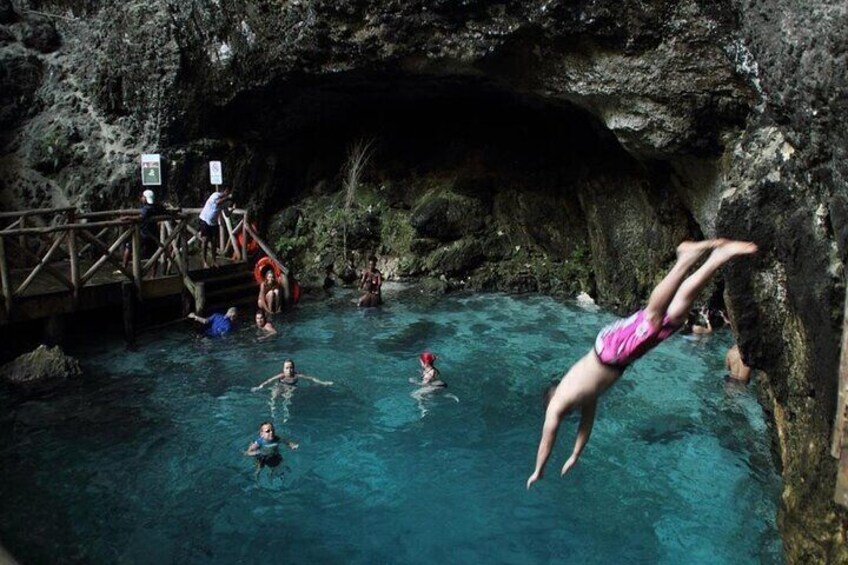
141 154 162 186
209 161 223 186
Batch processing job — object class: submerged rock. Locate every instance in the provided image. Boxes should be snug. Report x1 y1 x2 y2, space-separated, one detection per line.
0 345 82 388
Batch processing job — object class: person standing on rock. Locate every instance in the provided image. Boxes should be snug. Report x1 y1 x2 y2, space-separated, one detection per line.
198 186 233 268
527 239 758 489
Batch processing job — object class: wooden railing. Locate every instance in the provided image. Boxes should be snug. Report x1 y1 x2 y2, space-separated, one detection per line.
0 206 258 317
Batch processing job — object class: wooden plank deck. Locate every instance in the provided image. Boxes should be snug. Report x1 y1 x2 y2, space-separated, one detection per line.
0 255 239 324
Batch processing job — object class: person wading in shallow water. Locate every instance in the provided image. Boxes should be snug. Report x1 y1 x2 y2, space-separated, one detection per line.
527 239 758 489
358 255 383 308
725 344 753 383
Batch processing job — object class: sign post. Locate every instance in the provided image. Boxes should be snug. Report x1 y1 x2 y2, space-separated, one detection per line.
141 154 162 186
209 161 223 187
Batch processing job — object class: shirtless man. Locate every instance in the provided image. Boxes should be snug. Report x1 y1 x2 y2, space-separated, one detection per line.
725 344 753 383
255 310 277 336
527 239 758 489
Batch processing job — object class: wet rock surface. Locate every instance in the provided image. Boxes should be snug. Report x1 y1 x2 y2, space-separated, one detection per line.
0 344 82 388
0 0 846 561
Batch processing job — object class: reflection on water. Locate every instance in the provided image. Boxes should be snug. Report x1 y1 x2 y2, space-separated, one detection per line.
0 291 782 564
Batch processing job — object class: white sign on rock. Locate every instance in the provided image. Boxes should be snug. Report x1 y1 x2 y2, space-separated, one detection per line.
141 154 162 186
209 161 223 186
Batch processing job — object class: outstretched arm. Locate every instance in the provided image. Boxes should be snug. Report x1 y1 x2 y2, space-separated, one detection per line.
561 398 597 476
300 374 334 386
187 312 208 325
251 373 281 391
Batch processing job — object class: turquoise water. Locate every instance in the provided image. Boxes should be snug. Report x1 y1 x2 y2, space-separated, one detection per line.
0 289 782 564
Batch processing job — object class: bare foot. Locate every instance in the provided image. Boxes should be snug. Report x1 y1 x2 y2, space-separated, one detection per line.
710 240 758 261
676 240 719 262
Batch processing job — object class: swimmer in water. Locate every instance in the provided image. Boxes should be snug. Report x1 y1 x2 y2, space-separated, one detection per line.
252 359 333 421
244 421 298 477
410 351 458 416
255 310 277 337
527 239 758 489
187 307 237 337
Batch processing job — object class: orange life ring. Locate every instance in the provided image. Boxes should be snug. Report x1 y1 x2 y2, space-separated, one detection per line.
254 256 283 285
236 223 259 255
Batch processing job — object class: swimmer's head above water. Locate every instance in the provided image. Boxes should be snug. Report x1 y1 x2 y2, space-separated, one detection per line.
419 351 436 367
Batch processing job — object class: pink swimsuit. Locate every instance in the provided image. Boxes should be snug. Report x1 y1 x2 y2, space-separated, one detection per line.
594 309 681 368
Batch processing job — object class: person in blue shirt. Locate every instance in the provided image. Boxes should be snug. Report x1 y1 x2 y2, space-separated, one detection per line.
187 307 237 337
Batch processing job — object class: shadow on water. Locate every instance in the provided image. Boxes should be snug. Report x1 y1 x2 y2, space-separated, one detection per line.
636 414 700 444
374 319 457 353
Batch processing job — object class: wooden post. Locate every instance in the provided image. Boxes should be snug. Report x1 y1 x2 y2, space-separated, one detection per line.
241 210 249 263
218 221 225 262
121 280 136 346
18 216 25 267
0 236 11 315
181 286 193 317
131 225 142 292
180 220 189 273
67 215 79 304
833 280 848 507
195 281 206 315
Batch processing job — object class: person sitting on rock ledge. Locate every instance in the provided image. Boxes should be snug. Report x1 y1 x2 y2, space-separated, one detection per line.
527 239 758 489
187 307 237 337
258 266 283 315
358 255 383 308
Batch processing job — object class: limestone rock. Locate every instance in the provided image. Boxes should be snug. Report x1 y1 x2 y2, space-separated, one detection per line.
0 345 82 387
0 52 43 132
0 0 16 25
427 239 485 276
410 194 486 242
21 15 60 53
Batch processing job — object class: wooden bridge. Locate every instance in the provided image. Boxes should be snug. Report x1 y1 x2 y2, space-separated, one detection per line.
0 206 288 338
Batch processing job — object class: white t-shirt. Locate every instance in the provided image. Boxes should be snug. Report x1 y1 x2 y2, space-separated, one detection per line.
199 192 222 225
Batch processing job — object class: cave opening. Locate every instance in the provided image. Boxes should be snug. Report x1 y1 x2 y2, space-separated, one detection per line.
211 72 640 203
196 72 703 309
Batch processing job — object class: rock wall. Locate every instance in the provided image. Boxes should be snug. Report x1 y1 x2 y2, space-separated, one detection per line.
1 0 846 561
719 1 848 561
